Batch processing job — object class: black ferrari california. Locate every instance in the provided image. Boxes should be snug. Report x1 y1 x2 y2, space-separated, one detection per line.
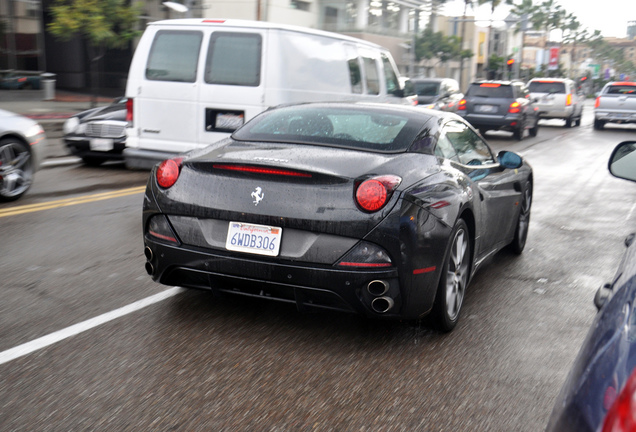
142 102 533 331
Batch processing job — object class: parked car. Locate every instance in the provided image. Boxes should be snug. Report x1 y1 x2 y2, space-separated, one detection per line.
411 77 464 112
0 109 47 201
63 97 127 166
546 140 636 432
0 71 41 90
527 77 584 127
594 81 636 130
141 102 533 332
457 80 540 140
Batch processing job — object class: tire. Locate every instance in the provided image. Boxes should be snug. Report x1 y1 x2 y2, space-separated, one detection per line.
81 156 104 166
0 138 34 201
574 116 581 127
529 120 538 137
433 219 471 332
594 119 605 130
508 180 532 255
565 117 572 128
513 121 524 140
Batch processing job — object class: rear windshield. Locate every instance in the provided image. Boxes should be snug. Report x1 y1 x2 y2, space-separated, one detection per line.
466 83 513 98
232 105 431 153
414 81 441 96
528 81 566 94
606 84 636 95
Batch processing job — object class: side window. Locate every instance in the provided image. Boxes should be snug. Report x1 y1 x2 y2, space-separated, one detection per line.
362 56 380 95
205 32 262 86
444 121 495 166
348 57 363 94
146 30 203 82
435 133 459 161
381 53 399 95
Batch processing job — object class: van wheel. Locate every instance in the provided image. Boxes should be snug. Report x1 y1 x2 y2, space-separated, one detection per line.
574 117 581 127
594 119 605 130
565 117 572 128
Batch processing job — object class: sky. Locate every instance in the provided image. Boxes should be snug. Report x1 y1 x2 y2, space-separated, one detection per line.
441 0 636 39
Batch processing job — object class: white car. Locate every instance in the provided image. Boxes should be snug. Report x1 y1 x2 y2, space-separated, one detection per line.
0 109 47 201
528 78 584 127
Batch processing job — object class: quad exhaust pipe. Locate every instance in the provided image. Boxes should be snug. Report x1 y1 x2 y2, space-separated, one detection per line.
371 296 395 314
367 280 389 296
144 247 154 275
367 280 394 313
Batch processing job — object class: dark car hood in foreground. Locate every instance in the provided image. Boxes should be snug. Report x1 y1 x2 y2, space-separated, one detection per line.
546 235 636 431
151 139 441 239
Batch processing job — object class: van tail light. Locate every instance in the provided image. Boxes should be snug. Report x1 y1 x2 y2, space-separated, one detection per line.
126 98 133 123
509 102 521 114
355 175 401 212
156 158 183 188
566 93 572 106
601 368 636 432
458 99 467 110
595 97 601 108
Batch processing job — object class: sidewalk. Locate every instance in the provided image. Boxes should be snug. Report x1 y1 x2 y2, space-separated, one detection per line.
0 89 116 159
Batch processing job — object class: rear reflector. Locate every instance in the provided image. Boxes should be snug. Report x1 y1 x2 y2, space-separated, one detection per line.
212 164 312 177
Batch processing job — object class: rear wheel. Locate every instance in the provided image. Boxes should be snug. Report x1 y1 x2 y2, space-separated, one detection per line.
529 120 539 137
594 119 605 130
513 120 524 140
565 117 572 128
0 138 33 201
433 219 471 332
508 180 532 254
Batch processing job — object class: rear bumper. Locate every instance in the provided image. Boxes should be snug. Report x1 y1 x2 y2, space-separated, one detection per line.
143 236 413 318
594 110 636 124
458 113 521 131
65 137 126 160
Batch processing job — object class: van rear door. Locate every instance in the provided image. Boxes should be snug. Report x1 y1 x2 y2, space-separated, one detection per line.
135 28 203 155
198 28 267 145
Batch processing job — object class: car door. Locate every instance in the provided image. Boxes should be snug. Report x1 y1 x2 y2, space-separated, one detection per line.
443 120 523 255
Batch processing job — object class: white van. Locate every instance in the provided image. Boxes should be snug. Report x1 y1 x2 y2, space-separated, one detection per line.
124 19 411 169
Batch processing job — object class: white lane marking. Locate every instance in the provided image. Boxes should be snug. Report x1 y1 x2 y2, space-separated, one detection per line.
0 287 185 366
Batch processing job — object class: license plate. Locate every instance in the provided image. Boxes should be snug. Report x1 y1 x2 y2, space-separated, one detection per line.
216 113 244 130
476 105 497 113
90 138 114 151
226 222 282 256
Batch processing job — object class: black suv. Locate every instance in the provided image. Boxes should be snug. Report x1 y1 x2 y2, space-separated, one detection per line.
457 81 539 140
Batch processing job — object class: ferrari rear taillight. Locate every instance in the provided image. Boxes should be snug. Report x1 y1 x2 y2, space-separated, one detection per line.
336 242 393 268
601 368 636 432
126 98 133 123
509 102 521 114
147 215 178 244
458 99 467 110
156 158 183 188
355 175 401 212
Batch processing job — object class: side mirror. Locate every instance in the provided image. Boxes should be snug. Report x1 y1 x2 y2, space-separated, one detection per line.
498 151 523 169
609 141 636 182
399 78 416 98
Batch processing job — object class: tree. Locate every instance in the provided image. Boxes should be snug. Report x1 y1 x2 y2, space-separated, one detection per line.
48 0 140 106
415 29 473 76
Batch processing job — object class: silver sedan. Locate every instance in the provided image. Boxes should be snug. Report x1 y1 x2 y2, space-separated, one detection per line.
0 109 47 201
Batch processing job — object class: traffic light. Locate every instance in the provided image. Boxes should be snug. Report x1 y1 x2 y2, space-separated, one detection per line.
507 58 515 71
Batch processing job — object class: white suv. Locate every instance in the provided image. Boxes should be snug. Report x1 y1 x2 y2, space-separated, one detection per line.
528 78 584 127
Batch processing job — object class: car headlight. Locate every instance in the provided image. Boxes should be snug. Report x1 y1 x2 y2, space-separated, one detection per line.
25 123 45 138
63 116 80 134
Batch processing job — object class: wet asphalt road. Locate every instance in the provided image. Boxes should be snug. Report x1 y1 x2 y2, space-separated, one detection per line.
2 110 636 431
